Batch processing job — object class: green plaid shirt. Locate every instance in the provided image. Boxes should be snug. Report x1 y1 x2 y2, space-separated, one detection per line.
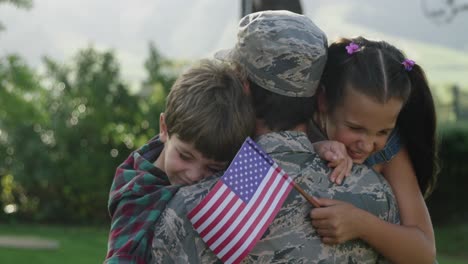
105 135 179 264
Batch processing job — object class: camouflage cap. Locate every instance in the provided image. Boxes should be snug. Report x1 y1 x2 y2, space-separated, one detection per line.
215 10 328 97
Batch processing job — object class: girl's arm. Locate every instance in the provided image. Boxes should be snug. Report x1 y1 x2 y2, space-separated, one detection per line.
310 147 435 264
370 146 436 263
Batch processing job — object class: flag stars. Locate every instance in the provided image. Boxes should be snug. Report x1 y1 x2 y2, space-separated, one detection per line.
221 140 282 202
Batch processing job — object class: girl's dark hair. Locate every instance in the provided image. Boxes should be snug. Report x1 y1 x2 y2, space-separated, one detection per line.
320 37 438 197
397 64 438 197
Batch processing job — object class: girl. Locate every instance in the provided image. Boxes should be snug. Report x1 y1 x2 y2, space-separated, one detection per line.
310 37 438 264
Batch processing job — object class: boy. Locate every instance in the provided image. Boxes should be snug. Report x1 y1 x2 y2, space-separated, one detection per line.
105 59 256 263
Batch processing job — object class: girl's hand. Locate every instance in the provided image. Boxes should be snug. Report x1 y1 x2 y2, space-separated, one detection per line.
313 140 353 184
309 198 363 244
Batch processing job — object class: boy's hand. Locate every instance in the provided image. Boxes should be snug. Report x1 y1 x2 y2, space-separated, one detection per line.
313 140 353 184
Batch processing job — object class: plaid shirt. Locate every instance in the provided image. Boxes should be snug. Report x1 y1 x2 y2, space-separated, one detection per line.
105 135 180 264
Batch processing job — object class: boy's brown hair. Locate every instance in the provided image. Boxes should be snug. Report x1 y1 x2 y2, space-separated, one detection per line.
164 59 256 162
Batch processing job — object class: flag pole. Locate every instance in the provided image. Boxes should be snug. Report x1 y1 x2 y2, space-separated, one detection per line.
291 181 321 208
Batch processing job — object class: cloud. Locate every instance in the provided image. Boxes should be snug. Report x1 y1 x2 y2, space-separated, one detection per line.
1 0 467 88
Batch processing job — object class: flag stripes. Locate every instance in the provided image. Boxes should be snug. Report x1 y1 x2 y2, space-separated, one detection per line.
189 164 293 264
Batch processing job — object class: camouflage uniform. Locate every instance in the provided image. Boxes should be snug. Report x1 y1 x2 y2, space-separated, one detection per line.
151 131 399 263
151 10 399 263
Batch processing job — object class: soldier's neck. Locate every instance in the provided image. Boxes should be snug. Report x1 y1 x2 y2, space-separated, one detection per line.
255 119 307 137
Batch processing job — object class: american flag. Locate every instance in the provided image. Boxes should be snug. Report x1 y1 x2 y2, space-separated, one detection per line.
187 137 294 264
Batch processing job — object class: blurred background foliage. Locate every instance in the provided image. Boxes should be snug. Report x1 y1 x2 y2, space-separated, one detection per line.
426 122 468 225
0 43 178 224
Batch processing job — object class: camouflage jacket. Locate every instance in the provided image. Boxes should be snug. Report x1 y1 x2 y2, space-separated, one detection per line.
151 131 399 263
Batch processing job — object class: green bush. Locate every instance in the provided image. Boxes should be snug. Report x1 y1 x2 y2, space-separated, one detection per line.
426 122 468 225
0 45 177 225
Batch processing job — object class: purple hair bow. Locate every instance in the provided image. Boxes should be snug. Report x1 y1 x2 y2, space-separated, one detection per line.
402 59 415 71
345 42 360 55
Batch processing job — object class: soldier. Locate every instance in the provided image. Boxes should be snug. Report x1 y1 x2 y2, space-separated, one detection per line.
152 10 399 263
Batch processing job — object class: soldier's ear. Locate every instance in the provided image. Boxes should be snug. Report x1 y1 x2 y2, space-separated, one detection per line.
159 113 168 143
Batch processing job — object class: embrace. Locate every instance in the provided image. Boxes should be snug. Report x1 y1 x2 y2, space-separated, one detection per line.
106 10 438 264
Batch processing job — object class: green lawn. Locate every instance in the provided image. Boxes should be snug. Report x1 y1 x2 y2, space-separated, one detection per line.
0 224 108 264
0 223 467 263
435 223 468 263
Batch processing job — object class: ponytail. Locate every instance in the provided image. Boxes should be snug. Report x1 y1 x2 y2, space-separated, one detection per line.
397 64 438 197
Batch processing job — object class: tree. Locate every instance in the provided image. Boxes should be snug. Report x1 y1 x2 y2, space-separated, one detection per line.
421 0 468 23
0 54 46 221
138 42 178 145
1 44 179 224
32 47 147 223
1 48 147 223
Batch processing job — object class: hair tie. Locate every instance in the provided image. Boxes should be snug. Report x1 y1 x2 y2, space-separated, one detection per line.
345 42 360 55
402 59 415 71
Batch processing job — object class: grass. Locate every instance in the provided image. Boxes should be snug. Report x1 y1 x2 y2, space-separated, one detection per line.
0 223 467 263
0 224 108 264
435 223 468 263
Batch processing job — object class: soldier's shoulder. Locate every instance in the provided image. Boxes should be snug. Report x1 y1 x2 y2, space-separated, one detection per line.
168 176 219 212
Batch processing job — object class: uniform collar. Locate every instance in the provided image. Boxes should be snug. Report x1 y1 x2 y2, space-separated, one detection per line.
256 131 314 155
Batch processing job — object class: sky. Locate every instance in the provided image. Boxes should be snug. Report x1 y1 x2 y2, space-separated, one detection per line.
1 0 468 93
